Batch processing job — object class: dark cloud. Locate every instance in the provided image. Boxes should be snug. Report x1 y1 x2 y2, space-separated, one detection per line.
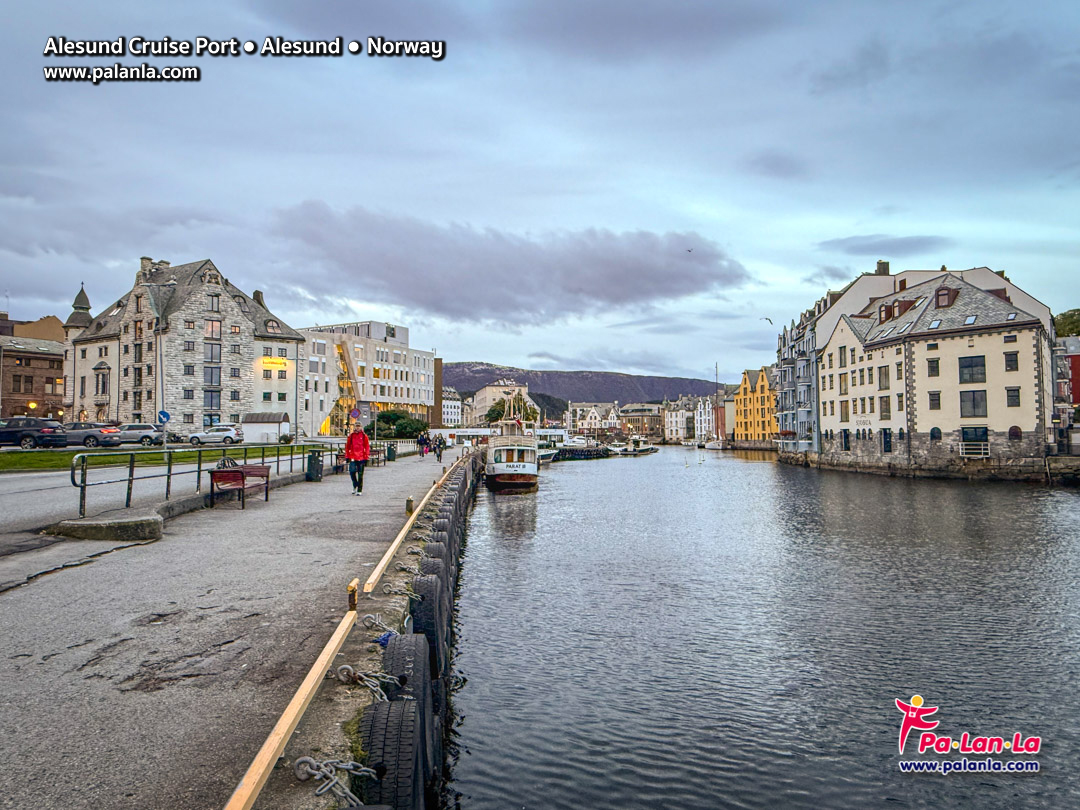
741 149 810 179
268 201 751 324
811 39 891 94
816 234 955 257
802 265 852 286
526 348 704 378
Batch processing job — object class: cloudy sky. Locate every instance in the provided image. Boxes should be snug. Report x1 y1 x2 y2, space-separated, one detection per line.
5 1 1079 383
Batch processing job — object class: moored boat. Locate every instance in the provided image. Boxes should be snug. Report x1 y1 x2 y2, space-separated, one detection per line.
608 435 659 456
484 418 539 490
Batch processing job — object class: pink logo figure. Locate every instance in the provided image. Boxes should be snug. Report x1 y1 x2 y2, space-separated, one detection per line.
896 695 939 753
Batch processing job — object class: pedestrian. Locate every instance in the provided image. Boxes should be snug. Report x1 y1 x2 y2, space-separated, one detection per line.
345 422 370 495
434 435 444 462
417 431 429 459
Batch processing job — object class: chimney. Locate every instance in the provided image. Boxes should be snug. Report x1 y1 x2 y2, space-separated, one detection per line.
140 256 152 272
875 260 890 275
252 290 265 308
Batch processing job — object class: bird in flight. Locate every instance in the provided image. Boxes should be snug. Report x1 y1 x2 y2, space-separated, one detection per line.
761 317 774 325
686 248 693 253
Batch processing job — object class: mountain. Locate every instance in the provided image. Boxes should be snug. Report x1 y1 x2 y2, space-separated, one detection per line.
443 362 725 404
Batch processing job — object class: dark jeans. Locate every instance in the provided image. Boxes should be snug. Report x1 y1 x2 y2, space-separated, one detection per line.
349 460 366 491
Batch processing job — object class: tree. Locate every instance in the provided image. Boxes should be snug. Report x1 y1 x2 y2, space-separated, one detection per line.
485 401 505 423
1054 309 1080 337
364 410 427 438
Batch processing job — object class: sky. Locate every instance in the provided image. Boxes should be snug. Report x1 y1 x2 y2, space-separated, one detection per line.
4 0 1079 384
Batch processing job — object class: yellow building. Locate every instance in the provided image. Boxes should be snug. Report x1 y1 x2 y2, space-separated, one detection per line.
734 366 779 442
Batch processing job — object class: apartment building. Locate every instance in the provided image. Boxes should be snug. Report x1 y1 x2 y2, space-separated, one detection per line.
733 367 778 444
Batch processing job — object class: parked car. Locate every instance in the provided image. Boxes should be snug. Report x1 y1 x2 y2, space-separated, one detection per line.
0 417 68 449
116 423 165 446
187 426 244 445
63 422 122 448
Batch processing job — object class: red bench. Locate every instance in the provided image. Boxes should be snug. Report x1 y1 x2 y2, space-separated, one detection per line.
209 464 270 508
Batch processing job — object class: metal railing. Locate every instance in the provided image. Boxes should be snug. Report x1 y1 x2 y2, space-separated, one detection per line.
959 441 991 458
69 442 326 518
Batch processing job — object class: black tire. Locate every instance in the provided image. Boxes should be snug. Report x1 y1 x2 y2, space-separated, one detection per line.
419 557 450 599
190 437 201 445
383 634 439 784
354 700 424 810
223 437 234 445
433 518 451 534
410 575 447 678
83 436 99 448
140 436 153 446
19 436 36 450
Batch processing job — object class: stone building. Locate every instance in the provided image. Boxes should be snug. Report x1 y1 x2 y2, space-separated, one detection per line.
296 322 436 436
565 401 618 433
65 257 303 433
663 395 695 442
0 335 66 419
733 367 778 445
817 274 1054 469
619 402 662 437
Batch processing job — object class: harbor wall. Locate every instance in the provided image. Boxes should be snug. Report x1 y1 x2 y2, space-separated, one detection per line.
725 439 777 452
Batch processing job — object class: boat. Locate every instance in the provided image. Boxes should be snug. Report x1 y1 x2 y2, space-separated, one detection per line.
538 447 558 464
608 435 659 456
562 435 599 448
484 418 539 490
704 438 725 450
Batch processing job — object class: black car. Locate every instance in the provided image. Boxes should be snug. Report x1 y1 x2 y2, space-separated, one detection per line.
0 417 68 449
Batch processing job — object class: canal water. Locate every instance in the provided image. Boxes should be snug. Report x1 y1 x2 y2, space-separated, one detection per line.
448 448 1080 809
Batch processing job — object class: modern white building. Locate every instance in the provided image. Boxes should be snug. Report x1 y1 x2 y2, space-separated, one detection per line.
297 321 436 436
442 387 462 427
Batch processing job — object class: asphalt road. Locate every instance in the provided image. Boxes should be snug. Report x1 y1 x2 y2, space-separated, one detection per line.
0 451 454 810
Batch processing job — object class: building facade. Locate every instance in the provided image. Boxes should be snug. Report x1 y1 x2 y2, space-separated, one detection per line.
663 396 695 443
733 367 778 443
565 401 619 433
66 257 303 433
442 387 462 427
297 322 436 436
0 335 66 419
619 402 662 437
817 274 1054 468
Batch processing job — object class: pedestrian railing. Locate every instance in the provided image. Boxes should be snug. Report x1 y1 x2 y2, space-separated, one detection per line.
68 443 326 518
959 441 991 458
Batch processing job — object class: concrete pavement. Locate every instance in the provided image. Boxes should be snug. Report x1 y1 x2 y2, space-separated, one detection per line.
0 449 462 810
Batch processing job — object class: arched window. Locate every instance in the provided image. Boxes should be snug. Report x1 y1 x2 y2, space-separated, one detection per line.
233 295 250 313
898 428 905 440
930 427 942 441
265 319 282 334
1008 426 1022 440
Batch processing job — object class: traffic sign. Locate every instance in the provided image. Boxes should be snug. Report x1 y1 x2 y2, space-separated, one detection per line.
350 409 360 419
158 410 171 423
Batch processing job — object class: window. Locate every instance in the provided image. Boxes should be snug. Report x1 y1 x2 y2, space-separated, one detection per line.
204 320 221 340
928 391 941 410
80 376 86 397
927 342 938 350
183 389 194 400
204 390 221 409
859 397 866 414
859 368 865 386
964 315 977 325
184 364 195 376
897 393 904 411
869 396 874 413
960 390 988 417
204 343 221 362
839 375 848 395
133 367 143 386
123 367 128 378
278 348 287 357
262 392 271 401
879 396 891 419
896 362 902 380
898 323 912 334
208 295 220 312
1004 334 1017 343
265 320 282 334
80 348 87 359
204 367 221 386
1006 387 1020 407
958 356 986 383
231 325 241 335
1008 426 1022 440
230 367 240 378
309 359 319 372
278 392 286 402
1004 352 1018 372
839 400 849 422
133 391 142 410
839 347 846 368
929 320 941 330
264 347 272 357
829 401 835 416
134 295 142 313
229 344 240 354
927 358 939 377
878 366 890 390
183 413 194 424
1006 313 1017 321
203 414 220 427
841 429 850 450
930 427 942 441
277 370 287 380
185 320 195 329
184 341 195 351
304 378 310 391
122 390 128 401
233 295 250 313
936 289 951 307
123 344 130 355
828 353 833 369
230 390 240 401
263 370 272 379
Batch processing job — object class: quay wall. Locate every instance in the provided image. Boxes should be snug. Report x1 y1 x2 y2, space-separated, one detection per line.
725 439 777 452
777 450 1080 485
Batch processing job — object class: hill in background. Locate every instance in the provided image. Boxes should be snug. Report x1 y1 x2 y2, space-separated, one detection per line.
444 362 727 413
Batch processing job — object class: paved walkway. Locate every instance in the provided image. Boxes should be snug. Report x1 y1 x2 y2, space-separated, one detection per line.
0 450 460 810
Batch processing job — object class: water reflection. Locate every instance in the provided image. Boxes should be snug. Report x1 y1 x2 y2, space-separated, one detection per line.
450 448 1080 809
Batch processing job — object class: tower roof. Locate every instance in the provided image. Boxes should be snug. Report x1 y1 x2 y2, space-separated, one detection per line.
64 283 93 329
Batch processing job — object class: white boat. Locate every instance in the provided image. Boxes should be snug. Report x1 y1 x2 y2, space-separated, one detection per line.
485 418 539 490
538 447 558 464
562 435 599 448
704 439 725 450
609 435 659 456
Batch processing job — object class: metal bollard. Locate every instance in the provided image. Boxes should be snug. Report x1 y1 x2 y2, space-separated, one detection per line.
405 496 414 515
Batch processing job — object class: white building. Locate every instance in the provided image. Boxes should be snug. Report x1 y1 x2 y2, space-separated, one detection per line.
442 387 462 427
469 379 539 425
297 322 436 436
565 401 620 433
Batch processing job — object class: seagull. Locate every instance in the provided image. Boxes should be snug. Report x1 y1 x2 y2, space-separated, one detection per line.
761 317 774 325
686 248 693 253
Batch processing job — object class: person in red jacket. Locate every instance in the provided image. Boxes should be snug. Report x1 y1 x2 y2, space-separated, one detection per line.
345 423 371 495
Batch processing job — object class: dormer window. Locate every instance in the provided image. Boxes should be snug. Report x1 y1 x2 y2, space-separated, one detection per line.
879 304 889 323
892 301 900 318
233 295 250 313
265 319 282 334
935 288 956 308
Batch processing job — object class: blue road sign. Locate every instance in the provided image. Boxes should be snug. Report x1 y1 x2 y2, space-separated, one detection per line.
158 410 171 423
350 409 360 419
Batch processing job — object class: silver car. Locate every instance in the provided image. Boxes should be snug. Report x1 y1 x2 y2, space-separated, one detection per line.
188 426 244 445
63 422 123 448
116 423 165 446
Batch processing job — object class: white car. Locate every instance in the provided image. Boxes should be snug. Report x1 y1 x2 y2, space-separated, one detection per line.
188 426 244 445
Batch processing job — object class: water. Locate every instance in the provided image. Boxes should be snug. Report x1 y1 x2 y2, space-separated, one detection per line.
448 449 1080 809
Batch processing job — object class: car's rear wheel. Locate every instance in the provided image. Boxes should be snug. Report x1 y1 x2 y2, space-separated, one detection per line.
140 436 153 446
223 437 234 445
84 436 99 448
19 436 35 450
190 437 201 445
